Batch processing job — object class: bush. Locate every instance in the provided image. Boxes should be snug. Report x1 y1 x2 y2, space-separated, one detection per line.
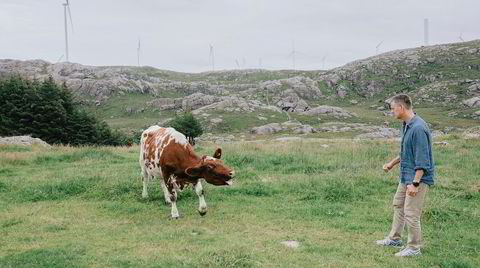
168 112 203 145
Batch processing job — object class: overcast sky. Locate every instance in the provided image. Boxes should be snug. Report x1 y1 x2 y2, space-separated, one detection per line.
1 0 479 73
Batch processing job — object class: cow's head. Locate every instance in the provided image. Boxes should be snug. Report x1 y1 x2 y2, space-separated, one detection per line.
185 148 235 186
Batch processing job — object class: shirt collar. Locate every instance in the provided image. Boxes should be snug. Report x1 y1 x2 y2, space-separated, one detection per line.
405 113 417 126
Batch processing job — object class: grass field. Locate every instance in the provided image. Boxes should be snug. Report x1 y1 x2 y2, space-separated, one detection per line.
1 137 479 267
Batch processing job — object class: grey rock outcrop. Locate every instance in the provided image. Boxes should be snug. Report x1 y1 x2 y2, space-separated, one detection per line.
182 93 219 110
355 128 400 139
251 123 283 134
316 122 400 139
251 121 315 135
462 97 480 108
467 82 480 93
274 89 309 112
301 106 356 118
463 126 480 139
192 96 281 114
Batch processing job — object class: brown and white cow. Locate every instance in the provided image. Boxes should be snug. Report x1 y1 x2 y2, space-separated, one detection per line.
139 126 235 218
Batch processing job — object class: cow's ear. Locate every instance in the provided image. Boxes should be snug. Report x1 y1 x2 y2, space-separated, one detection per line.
213 148 222 159
185 166 203 177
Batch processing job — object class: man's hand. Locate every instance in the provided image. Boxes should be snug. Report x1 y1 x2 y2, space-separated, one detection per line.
406 184 418 197
383 163 393 172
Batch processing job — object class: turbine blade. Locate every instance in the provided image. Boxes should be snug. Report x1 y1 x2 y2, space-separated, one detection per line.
67 1 74 33
56 54 64 63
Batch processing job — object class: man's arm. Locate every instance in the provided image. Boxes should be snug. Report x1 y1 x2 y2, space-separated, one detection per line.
383 156 400 172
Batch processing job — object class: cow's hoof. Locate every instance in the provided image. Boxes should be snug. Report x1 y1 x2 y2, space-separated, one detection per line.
198 210 207 216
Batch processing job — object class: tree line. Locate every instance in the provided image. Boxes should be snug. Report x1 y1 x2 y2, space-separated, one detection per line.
0 76 127 146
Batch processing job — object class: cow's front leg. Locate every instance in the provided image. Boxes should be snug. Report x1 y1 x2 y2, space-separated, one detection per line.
160 179 172 206
166 178 179 219
193 180 207 216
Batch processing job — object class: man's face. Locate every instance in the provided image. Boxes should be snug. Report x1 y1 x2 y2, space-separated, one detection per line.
390 102 404 119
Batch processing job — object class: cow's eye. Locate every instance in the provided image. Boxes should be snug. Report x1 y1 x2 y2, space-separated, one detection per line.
206 164 215 170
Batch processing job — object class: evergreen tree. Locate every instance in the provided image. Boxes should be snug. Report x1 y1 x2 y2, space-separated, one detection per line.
33 77 68 144
0 76 126 146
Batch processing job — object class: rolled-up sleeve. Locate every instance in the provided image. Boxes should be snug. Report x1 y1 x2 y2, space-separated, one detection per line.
412 127 431 173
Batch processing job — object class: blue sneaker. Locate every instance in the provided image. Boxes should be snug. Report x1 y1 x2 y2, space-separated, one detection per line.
375 238 403 247
395 247 421 257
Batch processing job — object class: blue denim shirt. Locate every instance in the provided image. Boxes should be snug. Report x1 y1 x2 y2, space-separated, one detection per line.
400 115 436 186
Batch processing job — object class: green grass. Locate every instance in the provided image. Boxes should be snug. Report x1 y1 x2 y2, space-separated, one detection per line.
1 138 479 267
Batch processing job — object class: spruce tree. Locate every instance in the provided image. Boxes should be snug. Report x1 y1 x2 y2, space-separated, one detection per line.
0 76 126 146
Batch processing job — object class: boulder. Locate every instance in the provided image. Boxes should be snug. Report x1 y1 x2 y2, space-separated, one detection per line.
462 97 480 108
355 128 400 139
301 105 356 118
467 83 480 93
274 89 309 112
336 84 348 98
0 136 51 147
463 126 480 139
182 93 219 110
292 125 316 134
250 123 283 135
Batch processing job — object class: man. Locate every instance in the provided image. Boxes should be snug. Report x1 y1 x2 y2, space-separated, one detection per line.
376 94 436 257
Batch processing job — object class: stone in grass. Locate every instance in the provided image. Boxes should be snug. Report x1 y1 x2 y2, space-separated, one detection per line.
280 240 300 249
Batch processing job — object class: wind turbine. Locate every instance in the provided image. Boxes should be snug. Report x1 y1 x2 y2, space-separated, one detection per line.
258 58 262 69
62 0 74 62
321 55 327 69
137 37 141 66
209 44 215 71
458 33 464 42
56 54 64 64
287 40 297 70
376 40 384 55
235 59 240 69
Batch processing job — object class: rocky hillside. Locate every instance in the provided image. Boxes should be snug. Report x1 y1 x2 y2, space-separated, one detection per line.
1 40 479 138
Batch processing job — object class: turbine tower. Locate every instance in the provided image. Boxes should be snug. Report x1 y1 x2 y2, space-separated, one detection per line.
321 55 326 69
288 40 297 70
209 44 215 71
62 0 74 62
424 18 429 46
137 38 141 66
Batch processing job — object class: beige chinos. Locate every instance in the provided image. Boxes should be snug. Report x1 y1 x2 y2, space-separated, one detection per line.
388 182 429 249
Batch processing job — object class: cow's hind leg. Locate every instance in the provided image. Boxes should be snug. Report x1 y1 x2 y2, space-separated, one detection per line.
193 180 207 216
141 170 150 199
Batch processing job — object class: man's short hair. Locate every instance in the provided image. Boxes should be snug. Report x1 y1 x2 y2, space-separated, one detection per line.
391 94 412 110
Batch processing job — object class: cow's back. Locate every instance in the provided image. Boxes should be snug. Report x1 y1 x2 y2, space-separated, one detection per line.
139 126 189 178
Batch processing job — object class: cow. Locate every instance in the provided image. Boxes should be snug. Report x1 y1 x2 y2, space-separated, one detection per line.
139 126 235 218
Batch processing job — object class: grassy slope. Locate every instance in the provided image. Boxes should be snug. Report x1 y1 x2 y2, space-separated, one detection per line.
1 137 479 267
86 42 480 135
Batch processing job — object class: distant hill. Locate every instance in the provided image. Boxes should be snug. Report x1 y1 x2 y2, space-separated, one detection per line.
1 40 479 138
